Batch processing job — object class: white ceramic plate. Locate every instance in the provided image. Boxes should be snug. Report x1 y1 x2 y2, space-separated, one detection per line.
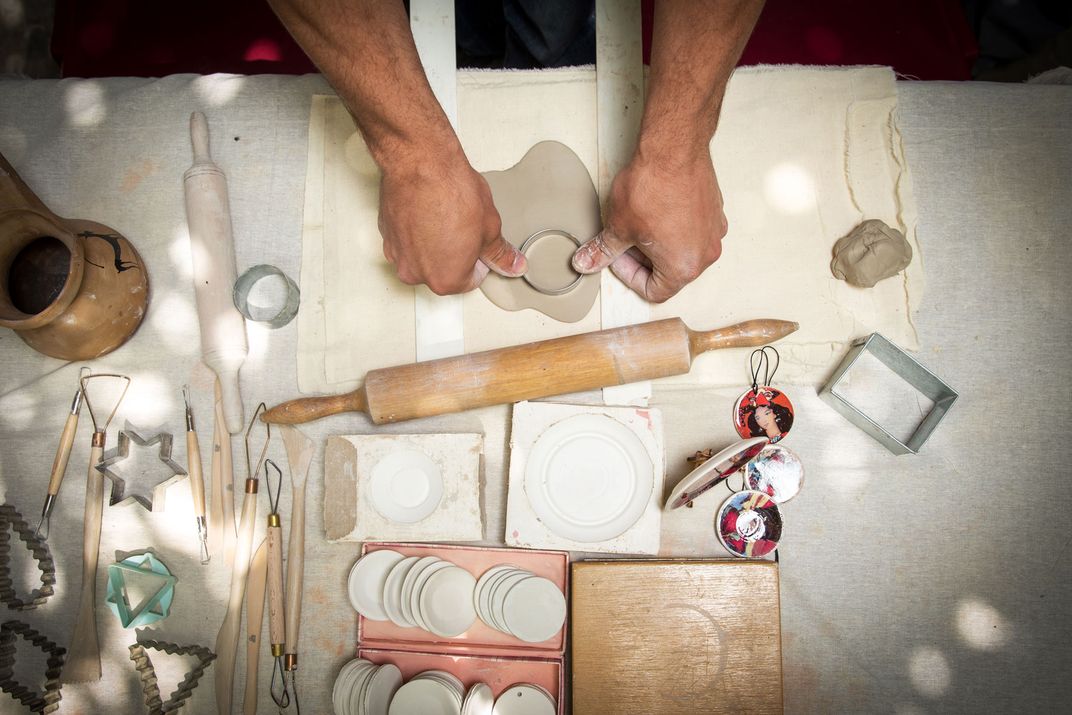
419 566 478 638
349 550 405 621
462 682 494 715
388 677 463 715
501 576 566 643
364 662 403 715
409 560 453 632
523 414 654 543
414 671 465 705
370 449 444 523
492 684 556 715
400 556 441 626
382 556 421 628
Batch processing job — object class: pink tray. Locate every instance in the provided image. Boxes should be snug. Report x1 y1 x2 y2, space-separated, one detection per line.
357 542 569 658
358 648 564 714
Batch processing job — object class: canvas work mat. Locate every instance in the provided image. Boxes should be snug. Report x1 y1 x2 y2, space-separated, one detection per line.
298 65 922 394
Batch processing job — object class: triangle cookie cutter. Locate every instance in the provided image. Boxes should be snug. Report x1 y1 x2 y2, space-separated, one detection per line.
95 423 188 511
105 553 177 629
128 629 216 715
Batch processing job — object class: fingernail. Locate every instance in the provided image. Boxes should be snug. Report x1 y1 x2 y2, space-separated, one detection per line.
511 251 527 275
572 248 592 272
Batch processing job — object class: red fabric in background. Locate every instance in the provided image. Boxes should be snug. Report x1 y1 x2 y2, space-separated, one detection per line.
54 0 976 80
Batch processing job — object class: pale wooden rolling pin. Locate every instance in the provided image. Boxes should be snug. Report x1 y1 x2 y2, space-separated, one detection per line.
263 318 798 425
184 111 248 434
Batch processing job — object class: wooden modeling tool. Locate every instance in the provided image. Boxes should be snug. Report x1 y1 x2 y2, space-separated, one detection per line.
184 111 248 435
280 425 313 703
215 403 270 715
264 460 290 710
183 386 210 564
62 372 130 684
35 366 90 539
210 379 238 568
243 539 267 715
264 318 799 425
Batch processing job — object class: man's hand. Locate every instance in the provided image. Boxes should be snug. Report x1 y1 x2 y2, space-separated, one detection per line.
378 146 526 295
572 149 727 303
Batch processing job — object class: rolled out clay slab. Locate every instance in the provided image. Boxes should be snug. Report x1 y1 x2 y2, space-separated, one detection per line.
480 141 601 323
831 219 913 288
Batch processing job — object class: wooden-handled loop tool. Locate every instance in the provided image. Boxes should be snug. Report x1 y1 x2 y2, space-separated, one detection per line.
215 403 270 715
183 386 211 564
264 458 291 710
262 318 800 426
62 372 130 684
280 426 312 715
35 366 91 539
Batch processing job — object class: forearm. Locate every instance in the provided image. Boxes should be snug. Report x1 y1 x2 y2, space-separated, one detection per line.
639 0 764 162
268 0 461 170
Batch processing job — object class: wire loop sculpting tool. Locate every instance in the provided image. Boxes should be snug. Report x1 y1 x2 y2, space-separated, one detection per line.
264 459 290 710
183 386 211 564
215 402 269 714
35 366 90 539
280 426 312 715
62 372 130 684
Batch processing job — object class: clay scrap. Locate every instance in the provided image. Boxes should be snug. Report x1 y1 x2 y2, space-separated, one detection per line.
831 219 913 288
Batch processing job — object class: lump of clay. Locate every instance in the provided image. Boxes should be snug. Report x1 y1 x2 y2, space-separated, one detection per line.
831 219 913 288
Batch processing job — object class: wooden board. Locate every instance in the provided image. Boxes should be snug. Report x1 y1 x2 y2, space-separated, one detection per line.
571 560 783 714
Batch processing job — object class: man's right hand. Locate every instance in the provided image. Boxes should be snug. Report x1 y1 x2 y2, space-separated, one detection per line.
378 145 527 295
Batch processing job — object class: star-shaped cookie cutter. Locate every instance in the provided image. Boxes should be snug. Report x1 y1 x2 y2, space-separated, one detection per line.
95 423 188 511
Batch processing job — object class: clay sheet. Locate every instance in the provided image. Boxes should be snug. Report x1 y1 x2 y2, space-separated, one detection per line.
297 66 922 393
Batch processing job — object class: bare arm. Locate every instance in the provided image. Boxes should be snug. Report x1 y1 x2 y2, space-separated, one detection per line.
573 0 765 302
269 0 525 294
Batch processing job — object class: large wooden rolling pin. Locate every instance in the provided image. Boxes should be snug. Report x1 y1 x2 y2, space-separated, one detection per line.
184 111 248 434
264 318 798 425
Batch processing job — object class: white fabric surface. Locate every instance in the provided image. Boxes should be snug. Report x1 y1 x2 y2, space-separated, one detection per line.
0 73 1069 714
299 66 922 394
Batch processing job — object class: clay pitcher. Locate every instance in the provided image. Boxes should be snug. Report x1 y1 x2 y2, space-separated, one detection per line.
0 152 149 360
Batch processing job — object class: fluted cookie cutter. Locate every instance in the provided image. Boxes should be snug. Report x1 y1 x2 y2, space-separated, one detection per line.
128 630 216 714
0 620 66 713
0 505 55 611
95 423 188 510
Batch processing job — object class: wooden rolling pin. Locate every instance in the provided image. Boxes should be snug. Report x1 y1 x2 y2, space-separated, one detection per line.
184 111 248 434
264 318 798 425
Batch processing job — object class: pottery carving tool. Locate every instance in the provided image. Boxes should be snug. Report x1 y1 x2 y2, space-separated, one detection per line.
263 459 291 710
35 366 90 539
211 378 238 568
62 372 130 684
215 403 270 715
183 386 211 564
243 539 267 715
184 111 248 435
280 425 313 708
263 318 799 425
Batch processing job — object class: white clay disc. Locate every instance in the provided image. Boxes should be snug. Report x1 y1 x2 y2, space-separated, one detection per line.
370 449 444 524
462 682 494 715
364 662 403 715
348 550 405 621
382 556 421 628
492 684 556 715
524 414 654 543
501 576 566 643
400 556 441 626
409 560 452 632
419 565 478 638
388 677 463 715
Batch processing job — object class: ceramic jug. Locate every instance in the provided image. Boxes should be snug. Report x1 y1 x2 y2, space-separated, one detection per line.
0 152 149 360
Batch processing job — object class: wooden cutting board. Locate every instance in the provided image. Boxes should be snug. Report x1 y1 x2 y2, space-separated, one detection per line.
571 560 783 714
